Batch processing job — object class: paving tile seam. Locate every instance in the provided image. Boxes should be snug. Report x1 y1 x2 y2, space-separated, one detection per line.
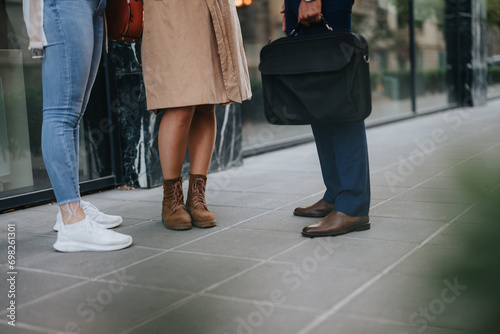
381 269 465 281
336 312 472 333
3 170 450 319
201 292 324 314
117 218 159 231
227 225 315 234
0 107 498 333
19 224 56 233
365 214 451 223
94 191 325 282
121 245 390 275
368 119 500 176
295 200 478 334
334 311 411 326
125 180 498 333
121 239 311 334
324 233 422 246
121 294 201 334
139 248 390 274
228 226 305 233
1 251 59 271
120 215 161 221
18 232 56 238
0 319 64 334
91 280 194 295
225 224 427 250
242 190 325 196
20 197 317 312
0 271 194 319
159 248 270 262
0 280 90 317
209 204 303 210
265 259 378 273
369 143 500 211
9 266 90 281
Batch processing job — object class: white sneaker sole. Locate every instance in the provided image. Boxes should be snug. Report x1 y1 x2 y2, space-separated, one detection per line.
53 218 123 232
53 238 132 252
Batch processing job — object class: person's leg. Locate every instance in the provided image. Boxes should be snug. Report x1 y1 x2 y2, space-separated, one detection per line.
311 123 341 204
309 121 371 216
41 0 97 224
50 0 122 231
158 106 195 230
293 123 337 218
158 107 196 179
327 121 371 216
186 104 217 228
285 0 371 237
72 0 107 185
297 120 370 219
42 0 131 251
188 104 217 175
302 121 371 238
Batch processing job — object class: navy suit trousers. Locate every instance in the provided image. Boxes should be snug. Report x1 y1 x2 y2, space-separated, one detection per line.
284 0 370 216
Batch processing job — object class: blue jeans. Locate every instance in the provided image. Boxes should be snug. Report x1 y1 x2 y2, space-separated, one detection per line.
41 0 106 205
285 0 370 216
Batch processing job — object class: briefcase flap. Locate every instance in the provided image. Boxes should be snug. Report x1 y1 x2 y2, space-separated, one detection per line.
259 32 363 75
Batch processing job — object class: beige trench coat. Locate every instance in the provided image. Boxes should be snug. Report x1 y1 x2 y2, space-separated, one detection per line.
142 0 252 112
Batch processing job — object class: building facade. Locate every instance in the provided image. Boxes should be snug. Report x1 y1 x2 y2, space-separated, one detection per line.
0 0 499 211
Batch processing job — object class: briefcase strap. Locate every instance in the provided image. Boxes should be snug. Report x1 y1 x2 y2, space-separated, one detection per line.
290 16 333 36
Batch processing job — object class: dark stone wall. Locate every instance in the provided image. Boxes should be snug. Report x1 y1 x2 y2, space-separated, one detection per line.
445 0 488 106
106 40 243 188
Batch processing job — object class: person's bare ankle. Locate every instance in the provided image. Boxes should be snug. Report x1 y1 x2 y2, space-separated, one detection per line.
60 201 86 225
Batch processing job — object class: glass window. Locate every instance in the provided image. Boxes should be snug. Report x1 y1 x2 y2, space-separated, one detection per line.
237 0 312 154
234 0 493 152
352 0 414 122
414 0 448 112
486 0 500 98
0 0 114 203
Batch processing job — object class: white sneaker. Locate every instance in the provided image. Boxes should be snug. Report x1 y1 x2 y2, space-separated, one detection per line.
54 200 123 231
53 217 132 252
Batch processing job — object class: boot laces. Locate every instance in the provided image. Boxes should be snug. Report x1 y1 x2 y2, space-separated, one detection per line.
170 181 185 212
191 178 207 209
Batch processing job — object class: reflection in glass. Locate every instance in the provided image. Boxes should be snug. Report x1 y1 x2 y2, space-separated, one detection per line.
352 0 413 121
237 0 312 154
0 0 113 202
414 0 448 112
0 49 34 193
486 0 500 98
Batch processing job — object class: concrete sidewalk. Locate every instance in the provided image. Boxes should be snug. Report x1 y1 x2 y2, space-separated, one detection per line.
1 100 500 334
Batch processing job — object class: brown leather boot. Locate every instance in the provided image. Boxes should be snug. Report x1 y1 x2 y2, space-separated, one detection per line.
162 177 192 230
186 174 216 228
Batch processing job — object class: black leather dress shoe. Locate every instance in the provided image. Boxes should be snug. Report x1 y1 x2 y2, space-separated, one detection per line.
302 210 370 237
294 199 334 217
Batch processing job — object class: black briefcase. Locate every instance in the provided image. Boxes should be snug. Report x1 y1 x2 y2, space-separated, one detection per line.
259 23 372 125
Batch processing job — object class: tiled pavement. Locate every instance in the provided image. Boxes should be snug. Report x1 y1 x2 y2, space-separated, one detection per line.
1 99 500 334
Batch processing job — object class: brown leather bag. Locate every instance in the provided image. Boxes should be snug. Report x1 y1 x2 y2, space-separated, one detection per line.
105 0 144 43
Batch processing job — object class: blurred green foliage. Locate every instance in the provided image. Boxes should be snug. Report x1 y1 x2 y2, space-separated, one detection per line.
487 0 500 28
450 165 500 333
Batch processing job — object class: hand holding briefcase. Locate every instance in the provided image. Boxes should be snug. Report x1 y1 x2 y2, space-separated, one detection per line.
259 19 372 125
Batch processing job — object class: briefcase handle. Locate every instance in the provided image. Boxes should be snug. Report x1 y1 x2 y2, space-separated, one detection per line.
289 16 333 36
